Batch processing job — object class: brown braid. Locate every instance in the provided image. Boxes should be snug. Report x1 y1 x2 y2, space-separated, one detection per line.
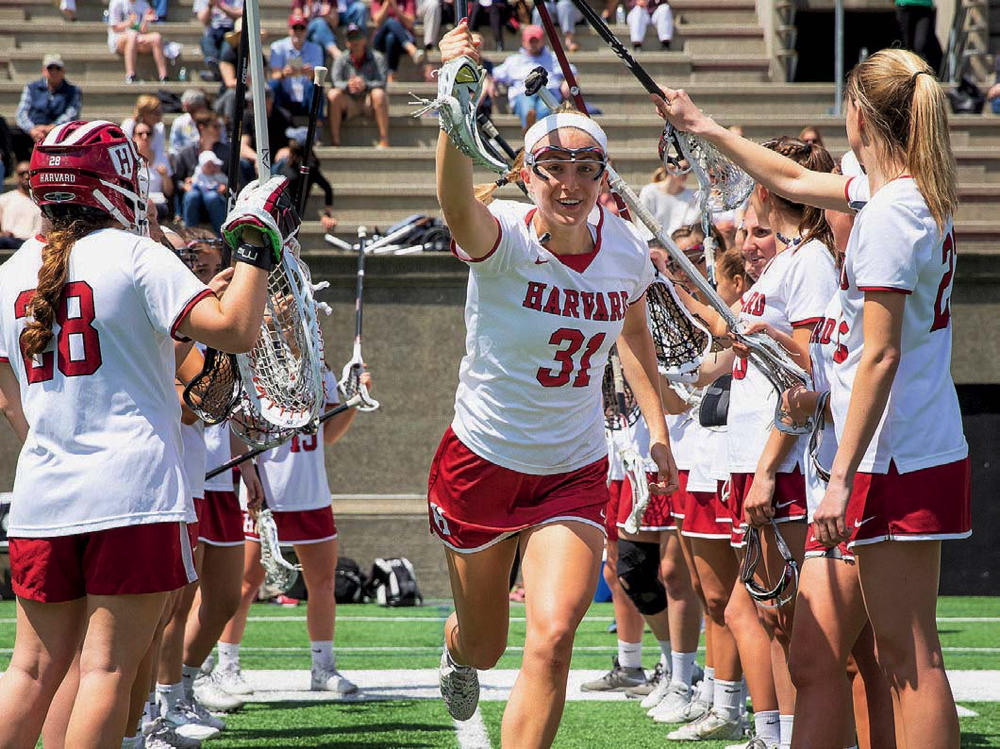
474 149 526 205
760 136 836 255
21 211 112 358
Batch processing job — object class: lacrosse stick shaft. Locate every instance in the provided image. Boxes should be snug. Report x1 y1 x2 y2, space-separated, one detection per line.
355 227 367 345
226 1 250 213
297 66 329 215
456 0 467 20
532 0 586 112
245 0 270 179
205 396 362 480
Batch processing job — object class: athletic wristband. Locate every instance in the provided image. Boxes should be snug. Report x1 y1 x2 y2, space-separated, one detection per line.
233 241 276 271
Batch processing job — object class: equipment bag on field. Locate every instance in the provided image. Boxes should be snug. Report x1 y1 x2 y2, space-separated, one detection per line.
366 557 423 607
335 556 368 603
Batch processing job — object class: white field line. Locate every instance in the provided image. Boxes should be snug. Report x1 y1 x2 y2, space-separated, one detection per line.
454 708 492 749
231 669 1000 704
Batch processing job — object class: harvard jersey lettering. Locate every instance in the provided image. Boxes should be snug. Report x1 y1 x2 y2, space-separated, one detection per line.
826 177 967 473
727 239 838 473
451 200 655 475
239 369 340 512
0 229 210 536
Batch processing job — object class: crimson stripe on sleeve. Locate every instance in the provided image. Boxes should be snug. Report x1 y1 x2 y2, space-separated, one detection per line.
857 286 912 295
171 289 216 341
791 317 823 328
449 215 503 263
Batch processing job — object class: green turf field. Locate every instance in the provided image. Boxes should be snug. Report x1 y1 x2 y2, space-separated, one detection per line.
0 597 996 747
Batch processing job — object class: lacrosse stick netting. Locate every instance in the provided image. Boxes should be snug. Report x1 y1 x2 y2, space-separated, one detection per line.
645 277 713 383
257 508 301 593
183 348 242 425
604 349 651 535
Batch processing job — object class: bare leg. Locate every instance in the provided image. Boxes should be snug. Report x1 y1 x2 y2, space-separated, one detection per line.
660 529 701 655
370 88 390 147
725 569 778 713
117 31 138 78
218 541 265 649
605 539 644 643
501 521 604 748
326 89 348 147
849 622 897 749
691 538 741 681
40 648 81 749
295 539 339 642
183 544 244 670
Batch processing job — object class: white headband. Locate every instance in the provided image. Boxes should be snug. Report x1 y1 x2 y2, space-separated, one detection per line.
523 112 608 155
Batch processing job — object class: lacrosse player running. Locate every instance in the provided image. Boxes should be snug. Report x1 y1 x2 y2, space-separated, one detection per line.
430 22 677 747
656 48 969 749
0 119 277 747
220 366 368 695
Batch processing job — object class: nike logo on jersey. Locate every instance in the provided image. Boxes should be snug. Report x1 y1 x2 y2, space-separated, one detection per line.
522 282 631 322
854 516 876 528
534 257 549 264
775 499 797 510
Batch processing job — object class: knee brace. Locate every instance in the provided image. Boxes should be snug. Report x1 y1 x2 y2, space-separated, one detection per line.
616 539 667 616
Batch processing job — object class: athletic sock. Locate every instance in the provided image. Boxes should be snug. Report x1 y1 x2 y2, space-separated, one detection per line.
754 710 780 743
714 678 743 720
671 650 696 687
144 690 159 721
311 640 335 670
181 664 200 700
779 714 794 749
155 682 185 714
121 734 142 748
218 641 241 670
700 666 715 703
657 638 671 664
617 639 643 670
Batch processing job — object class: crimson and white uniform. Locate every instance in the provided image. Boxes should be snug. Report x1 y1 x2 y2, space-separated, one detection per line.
824 176 970 547
683 421 732 540
181 421 205 543
201 421 245 546
0 230 208 598
242 369 340 544
429 200 656 552
726 239 838 538
615 414 674 532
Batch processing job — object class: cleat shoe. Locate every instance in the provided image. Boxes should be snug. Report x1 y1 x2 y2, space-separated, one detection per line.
639 666 675 709
678 677 711 722
439 649 480 721
668 709 746 740
311 665 359 694
270 594 300 607
580 656 645 692
160 702 220 742
692 662 704 686
182 697 224 731
726 738 775 749
193 672 245 712
199 654 215 677
649 681 694 723
212 664 255 696
143 717 202 748
626 662 666 700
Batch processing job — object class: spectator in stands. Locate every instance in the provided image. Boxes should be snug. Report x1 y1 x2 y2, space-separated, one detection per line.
107 0 170 83
173 110 232 199
469 0 513 51
214 20 268 122
278 141 338 231
0 163 42 250
133 121 174 221
328 25 390 147
60 0 77 21
798 125 824 146
11 54 82 162
169 89 211 156
0 118 12 189
184 150 229 231
418 0 454 53
531 1 584 52
269 14 325 117
491 26 575 128
241 87 293 172
121 94 168 167
194 0 243 81
372 0 425 82
627 0 673 50
638 164 697 236
895 0 942 73
988 57 1000 115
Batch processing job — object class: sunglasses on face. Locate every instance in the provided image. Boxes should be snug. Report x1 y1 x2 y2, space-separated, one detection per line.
291 24 306 30
46 65 63 71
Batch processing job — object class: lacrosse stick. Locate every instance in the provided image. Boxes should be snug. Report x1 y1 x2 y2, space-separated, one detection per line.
225 0 250 216
808 390 832 483
339 226 380 412
531 0 586 111
645 277 713 383
411 56 510 175
741 520 799 608
183 347 242 425
245 0 270 179
257 506 301 593
603 349 651 535
296 65 329 215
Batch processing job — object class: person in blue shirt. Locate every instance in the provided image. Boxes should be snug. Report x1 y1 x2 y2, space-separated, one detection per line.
12 54 82 162
269 15 326 118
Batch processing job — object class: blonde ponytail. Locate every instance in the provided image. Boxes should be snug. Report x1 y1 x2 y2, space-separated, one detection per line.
474 150 526 205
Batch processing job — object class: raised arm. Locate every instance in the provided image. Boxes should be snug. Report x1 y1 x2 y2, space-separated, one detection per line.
651 88 851 212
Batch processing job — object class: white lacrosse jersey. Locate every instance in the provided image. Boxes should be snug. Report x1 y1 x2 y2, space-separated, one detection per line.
243 369 339 512
0 229 211 537
666 408 700 471
181 420 206 502
727 239 838 473
451 200 656 475
686 422 723 492
804 320 839 518
204 422 236 492
825 177 967 474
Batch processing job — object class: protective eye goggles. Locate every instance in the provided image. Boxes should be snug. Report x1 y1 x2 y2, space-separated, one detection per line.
740 520 799 609
664 244 706 273
525 145 608 182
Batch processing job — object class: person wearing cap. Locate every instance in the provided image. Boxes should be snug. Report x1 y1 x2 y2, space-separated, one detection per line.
12 54 82 161
184 150 230 232
193 0 243 81
291 0 369 63
491 25 576 129
269 14 326 118
327 25 390 148
371 0 424 82
430 21 676 743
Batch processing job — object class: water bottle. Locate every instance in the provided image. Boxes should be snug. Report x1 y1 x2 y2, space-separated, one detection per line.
178 67 188 82
615 4 626 26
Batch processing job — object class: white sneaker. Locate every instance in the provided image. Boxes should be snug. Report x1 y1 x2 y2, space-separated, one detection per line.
182 697 225 731
678 677 711 723
193 672 245 712
649 681 694 723
438 649 479 721
668 708 746 740
144 717 202 748
638 670 672 710
199 654 215 677
213 664 255 696
311 664 359 694
726 738 776 749
160 702 220 742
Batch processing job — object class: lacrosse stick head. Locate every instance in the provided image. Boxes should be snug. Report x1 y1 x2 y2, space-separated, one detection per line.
645 278 712 383
183 348 242 425
737 331 814 435
410 56 509 174
229 385 297 448
602 353 639 431
236 250 325 430
339 359 379 412
621 456 650 535
660 125 754 213
741 522 799 608
524 66 549 97
257 509 302 593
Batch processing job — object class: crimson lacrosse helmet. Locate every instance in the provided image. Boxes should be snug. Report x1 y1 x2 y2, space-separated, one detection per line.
29 120 148 234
